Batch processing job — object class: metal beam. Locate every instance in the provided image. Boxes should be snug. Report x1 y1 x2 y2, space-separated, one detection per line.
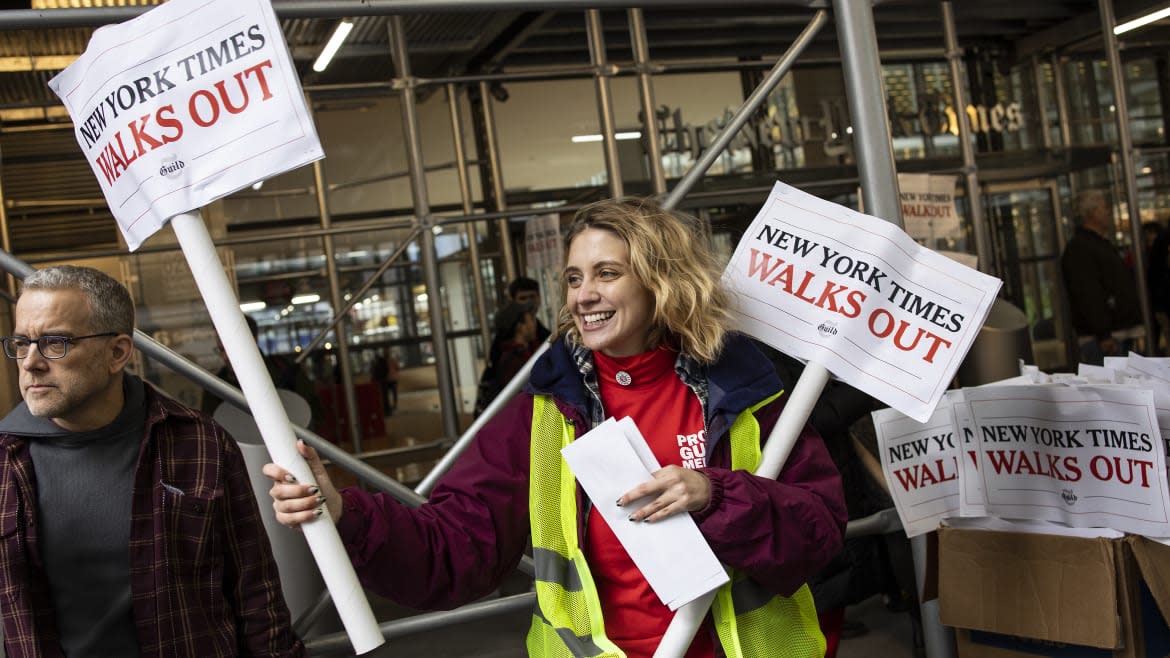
389 15 462 441
0 1 826 30
663 9 828 209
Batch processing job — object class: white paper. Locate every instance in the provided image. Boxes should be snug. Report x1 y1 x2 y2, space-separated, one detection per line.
962 384 1170 537
560 418 729 610
722 181 1001 422
952 394 987 517
873 393 962 537
898 172 962 240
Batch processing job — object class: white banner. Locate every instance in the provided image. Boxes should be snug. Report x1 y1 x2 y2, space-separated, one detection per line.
873 391 963 537
962 385 1170 537
524 213 562 271
47 0 323 250
898 172 961 241
723 181 1001 421
524 213 562 330
952 394 988 517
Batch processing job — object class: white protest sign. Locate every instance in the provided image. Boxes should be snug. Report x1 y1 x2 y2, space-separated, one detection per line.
873 390 963 537
897 173 961 241
525 213 562 271
951 393 987 517
47 0 323 250
723 181 1001 422
962 385 1170 537
525 213 563 330
1119 354 1170 478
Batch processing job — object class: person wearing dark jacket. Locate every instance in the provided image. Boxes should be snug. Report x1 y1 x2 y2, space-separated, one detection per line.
265 198 846 658
0 265 302 658
1061 189 1143 364
1144 221 1170 354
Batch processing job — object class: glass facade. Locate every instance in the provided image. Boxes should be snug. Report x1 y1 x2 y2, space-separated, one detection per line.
10 38 1170 432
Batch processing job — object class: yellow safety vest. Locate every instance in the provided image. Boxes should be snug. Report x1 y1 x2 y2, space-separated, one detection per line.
526 393 826 658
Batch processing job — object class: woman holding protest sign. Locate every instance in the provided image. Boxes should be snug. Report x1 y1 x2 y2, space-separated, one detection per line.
263 197 846 657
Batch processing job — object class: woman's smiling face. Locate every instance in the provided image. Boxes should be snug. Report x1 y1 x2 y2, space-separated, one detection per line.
564 227 656 357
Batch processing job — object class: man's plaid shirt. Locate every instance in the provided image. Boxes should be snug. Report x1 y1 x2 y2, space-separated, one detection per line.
0 380 304 657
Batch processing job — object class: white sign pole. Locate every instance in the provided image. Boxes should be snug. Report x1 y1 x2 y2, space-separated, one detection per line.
653 363 830 657
170 211 383 654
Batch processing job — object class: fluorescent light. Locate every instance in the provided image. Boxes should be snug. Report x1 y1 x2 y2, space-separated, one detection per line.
570 131 642 143
292 293 321 305
313 19 354 72
1115 6 1170 34
239 301 266 312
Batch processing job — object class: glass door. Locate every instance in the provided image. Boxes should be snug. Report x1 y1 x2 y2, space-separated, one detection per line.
983 180 1071 371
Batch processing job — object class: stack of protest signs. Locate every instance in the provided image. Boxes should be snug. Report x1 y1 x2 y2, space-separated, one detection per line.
874 354 1170 541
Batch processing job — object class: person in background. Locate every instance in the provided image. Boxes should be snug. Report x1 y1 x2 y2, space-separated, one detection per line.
265 198 845 657
201 314 320 430
0 265 302 657
370 348 402 416
508 276 552 344
1143 220 1170 355
386 349 401 414
485 276 552 373
479 302 539 411
1061 189 1143 364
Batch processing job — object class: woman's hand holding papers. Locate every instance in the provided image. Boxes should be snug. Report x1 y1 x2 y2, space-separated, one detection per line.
618 465 711 523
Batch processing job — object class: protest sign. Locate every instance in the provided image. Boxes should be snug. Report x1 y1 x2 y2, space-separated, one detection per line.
962 385 1170 536
951 394 987 517
47 0 378 651
525 213 562 330
1119 354 1170 479
722 181 1001 422
873 391 963 537
47 0 323 250
897 172 961 241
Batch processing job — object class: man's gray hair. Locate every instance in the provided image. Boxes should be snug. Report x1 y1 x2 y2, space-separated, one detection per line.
21 265 134 335
1072 189 1107 227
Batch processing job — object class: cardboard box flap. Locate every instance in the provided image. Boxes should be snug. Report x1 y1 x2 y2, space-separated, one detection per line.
1128 536 1170 629
939 527 1122 649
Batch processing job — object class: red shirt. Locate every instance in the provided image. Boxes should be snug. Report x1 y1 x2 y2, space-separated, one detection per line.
584 346 715 658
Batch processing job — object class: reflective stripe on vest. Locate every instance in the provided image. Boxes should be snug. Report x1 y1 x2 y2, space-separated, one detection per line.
527 393 826 658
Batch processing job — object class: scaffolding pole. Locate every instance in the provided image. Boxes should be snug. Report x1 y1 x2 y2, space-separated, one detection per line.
389 15 462 441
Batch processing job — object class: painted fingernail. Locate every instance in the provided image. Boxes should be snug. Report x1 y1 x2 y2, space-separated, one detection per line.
615 498 624 507
314 507 325 517
316 495 327 504
628 514 637 522
309 486 320 495
284 474 298 484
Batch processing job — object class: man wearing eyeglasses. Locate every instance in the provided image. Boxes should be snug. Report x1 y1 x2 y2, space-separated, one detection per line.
0 265 303 657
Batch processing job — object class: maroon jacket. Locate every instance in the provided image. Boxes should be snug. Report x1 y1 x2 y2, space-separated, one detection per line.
337 335 846 611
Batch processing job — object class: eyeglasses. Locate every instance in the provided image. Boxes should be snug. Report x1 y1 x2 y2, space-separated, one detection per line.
0 333 119 360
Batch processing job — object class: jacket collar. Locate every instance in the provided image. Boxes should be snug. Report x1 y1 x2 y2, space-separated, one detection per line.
527 333 782 433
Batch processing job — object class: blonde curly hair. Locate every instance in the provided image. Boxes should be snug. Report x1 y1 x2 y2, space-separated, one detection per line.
556 197 732 364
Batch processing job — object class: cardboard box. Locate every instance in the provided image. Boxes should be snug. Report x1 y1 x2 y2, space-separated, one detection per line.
938 527 1170 658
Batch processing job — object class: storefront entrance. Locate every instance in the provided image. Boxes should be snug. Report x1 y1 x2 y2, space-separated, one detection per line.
982 180 1071 371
